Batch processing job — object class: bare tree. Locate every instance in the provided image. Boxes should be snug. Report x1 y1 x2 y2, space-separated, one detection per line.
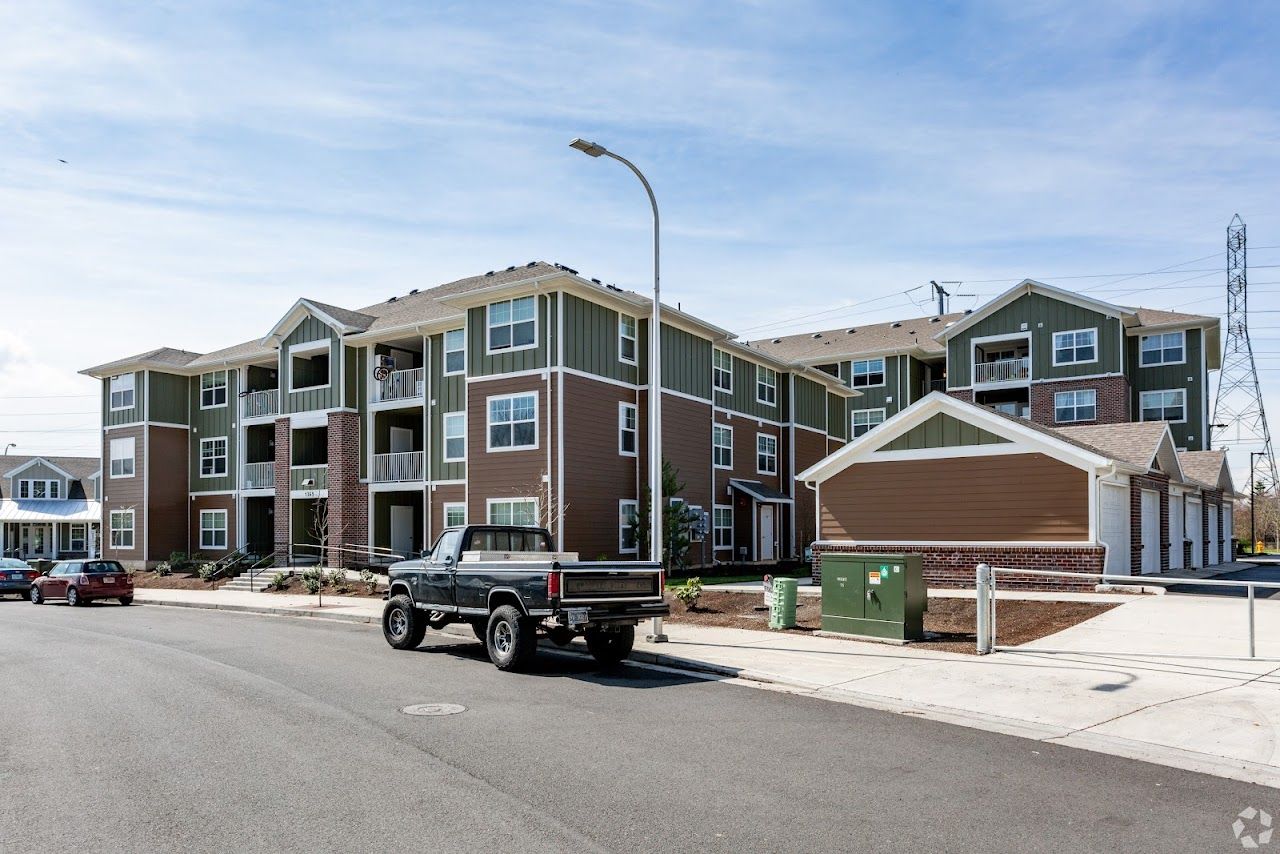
307 498 347 568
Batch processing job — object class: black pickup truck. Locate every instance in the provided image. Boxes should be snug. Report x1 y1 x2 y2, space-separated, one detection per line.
382 524 669 671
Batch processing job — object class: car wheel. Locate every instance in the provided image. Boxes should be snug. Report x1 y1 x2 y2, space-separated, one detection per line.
67 587 82 607
585 625 635 667
119 596 133 606
29 586 43 605
486 605 537 671
382 594 425 650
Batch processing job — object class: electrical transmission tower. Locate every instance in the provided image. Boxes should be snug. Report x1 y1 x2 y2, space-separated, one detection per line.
1212 214 1279 494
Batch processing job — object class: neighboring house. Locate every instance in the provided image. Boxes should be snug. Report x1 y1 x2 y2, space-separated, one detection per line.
81 262 858 570
0 455 101 561
798 393 1240 591
750 279 1221 453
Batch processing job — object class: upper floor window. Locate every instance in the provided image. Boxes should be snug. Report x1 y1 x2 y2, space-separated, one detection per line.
1054 389 1097 423
713 424 733 469
756 366 778 406
713 349 733 393
109 437 135 478
488 393 537 451
488 498 538 526
109 374 135 410
852 358 885 388
619 402 638 456
200 437 228 478
487 296 536 353
1052 328 1097 366
756 434 777 475
1140 331 1185 367
1140 389 1186 424
200 370 228 409
443 412 466 462
443 329 466 376
618 314 637 365
290 342 330 392
18 479 60 500
852 408 886 438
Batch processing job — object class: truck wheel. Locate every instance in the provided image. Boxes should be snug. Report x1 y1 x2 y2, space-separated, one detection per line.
470 620 487 642
383 594 426 650
585 625 635 667
486 605 538 671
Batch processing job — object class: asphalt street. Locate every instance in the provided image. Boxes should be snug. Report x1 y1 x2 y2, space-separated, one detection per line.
1167 564 1280 598
1 600 1275 853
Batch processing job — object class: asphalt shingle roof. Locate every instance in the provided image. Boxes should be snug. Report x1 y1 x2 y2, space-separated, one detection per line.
82 347 202 376
746 313 965 363
1177 450 1229 489
1052 422 1171 470
0 454 99 501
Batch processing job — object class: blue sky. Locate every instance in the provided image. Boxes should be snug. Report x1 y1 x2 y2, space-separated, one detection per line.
3 0 1279 479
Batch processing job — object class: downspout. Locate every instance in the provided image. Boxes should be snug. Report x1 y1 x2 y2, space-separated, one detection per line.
1096 462 1119 575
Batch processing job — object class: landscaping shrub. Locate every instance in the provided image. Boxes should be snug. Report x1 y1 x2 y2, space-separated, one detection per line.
196 562 218 581
674 577 703 610
300 567 323 594
154 561 172 577
269 572 288 591
328 567 350 593
359 568 377 593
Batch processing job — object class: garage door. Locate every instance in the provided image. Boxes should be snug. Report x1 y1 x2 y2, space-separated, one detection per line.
1100 483 1129 576
1168 493 1184 571
1188 498 1204 568
1208 507 1220 566
1140 489 1160 575
1223 504 1233 562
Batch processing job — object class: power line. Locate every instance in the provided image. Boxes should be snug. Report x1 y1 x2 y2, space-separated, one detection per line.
0 394 96 401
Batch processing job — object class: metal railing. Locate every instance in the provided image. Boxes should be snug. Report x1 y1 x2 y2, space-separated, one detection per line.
375 367 425 403
241 388 279 418
974 357 1030 385
921 378 947 396
372 451 424 483
242 461 275 490
976 564 1280 659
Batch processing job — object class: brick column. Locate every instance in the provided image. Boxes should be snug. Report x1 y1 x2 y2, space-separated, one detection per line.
326 411 367 569
273 418 291 566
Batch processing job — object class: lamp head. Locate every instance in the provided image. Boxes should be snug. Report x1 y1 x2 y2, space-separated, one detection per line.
569 138 607 158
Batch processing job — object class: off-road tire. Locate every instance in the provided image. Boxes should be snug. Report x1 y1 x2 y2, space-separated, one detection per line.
383 594 426 650
486 605 538 671
585 625 635 667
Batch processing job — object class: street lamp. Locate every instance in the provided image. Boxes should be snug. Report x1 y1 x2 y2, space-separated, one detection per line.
1250 451 1266 554
3 443 14 456
570 137 667 642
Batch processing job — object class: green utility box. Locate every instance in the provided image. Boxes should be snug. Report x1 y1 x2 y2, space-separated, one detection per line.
769 577 798 629
820 554 926 642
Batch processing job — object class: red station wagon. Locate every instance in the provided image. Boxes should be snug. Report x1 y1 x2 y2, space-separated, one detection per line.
30 560 134 607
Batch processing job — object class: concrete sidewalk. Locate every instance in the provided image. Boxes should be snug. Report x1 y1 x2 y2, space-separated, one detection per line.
132 585 1280 787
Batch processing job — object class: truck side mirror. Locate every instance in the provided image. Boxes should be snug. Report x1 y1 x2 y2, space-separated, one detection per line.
443 554 455 567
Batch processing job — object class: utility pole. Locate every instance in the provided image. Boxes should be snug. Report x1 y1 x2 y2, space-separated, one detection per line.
930 281 950 316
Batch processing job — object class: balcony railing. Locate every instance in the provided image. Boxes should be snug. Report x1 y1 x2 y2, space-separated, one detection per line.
922 378 947 396
373 451 424 483
375 367 425 403
990 402 1030 419
243 461 275 490
241 389 279 419
974 357 1030 385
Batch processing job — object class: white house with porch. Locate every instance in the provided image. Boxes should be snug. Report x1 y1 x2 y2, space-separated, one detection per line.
0 455 101 562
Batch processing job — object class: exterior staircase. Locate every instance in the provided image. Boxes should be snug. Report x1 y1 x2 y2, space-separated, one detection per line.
221 566 280 592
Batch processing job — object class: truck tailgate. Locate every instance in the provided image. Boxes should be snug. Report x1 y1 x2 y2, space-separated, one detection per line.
558 562 663 602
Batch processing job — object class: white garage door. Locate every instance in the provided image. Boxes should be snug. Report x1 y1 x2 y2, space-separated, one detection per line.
1208 507 1220 566
1100 483 1129 576
1168 493 1184 571
1140 489 1160 575
1188 498 1204 568
1223 504 1233 562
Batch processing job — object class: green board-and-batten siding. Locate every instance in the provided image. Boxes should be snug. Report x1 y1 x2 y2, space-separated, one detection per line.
149 372 190 425
282 316 340 414
876 412 1011 452
1126 327 1206 450
103 371 145 426
562 294 640 384
793 376 826 431
467 294 554 377
188 369 239 491
429 331 467 482
827 392 849 440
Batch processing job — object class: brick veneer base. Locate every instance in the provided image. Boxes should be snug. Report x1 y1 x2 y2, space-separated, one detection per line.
812 543 1105 592
273 418 292 567
327 411 368 569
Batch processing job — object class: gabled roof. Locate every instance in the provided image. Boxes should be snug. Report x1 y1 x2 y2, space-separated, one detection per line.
262 298 378 345
1177 450 1235 493
935 279 1135 342
81 347 202 378
4 456 77 482
747 313 962 364
1052 422 1183 482
0 454 99 484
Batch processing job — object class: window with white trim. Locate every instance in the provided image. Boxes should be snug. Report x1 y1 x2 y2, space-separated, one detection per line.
851 358 885 388
109 374 135 410
488 393 537 451
1052 328 1096 366
109 437 135 478
713 424 733 469
487 296 536 353
18 479 60 500
200 509 228 550
1140 389 1186 423
713 349 733 393
1140 331 1185 366
756 434 777 475
109 509 134 550
619 402 638 456
756 365 778 406
619 499 639 553
443 412 466 462
200 370 228 408
443 329 466 375
200 437 228 477
1054 389 1097 423
69 524 87 552
488 498 538 526
618 314 637 365
443 502 466 528
851 408 886 438
713 505 733 550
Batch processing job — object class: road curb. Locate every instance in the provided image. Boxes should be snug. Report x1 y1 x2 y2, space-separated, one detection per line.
136 596 379 625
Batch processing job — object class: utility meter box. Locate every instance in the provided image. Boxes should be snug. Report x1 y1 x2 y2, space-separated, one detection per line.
820 554 925 642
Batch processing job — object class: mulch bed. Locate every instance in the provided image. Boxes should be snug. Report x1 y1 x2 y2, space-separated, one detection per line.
664 590 1118 655
259 574 385 599
130 571 227 591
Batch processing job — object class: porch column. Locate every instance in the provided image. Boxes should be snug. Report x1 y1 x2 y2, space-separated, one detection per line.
52 524 60 559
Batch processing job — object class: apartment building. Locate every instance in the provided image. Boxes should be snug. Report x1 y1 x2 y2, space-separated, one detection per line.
82 263 857 570
0 455 101 561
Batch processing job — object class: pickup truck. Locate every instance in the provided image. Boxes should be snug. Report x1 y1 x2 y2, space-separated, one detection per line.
381 524 670 671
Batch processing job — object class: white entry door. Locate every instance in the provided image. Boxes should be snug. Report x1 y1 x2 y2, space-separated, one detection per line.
1100 483 1129 575
1140 489 1160 575
389 427 414 454
1208 508 1220 566
758 505 776 562
390 505 415 559
1168 493 1184 571
1188 499 1204 568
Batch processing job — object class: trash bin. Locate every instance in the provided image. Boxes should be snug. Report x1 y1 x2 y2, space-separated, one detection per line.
769 577 798 629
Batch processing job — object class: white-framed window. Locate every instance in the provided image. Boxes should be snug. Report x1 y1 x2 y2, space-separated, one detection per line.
109 373 135 410
200 370 228 409
487 393 537 451
289 341 331 392
1140 331 1185 367
1054 389 1097 423
713 349 733 393
109 509 134 550
756 434 777 475
109 437 135 478
199 509 228 550
18 479 60 499
487 296 536 353
618 314 637 365
443 502 466 528
851 408 886 438
713 424 733 469
443 328 466 376
200 437 228 478
488 498 538 526
618 402 638 456
851 358 885 388
1140 388 1186 423
442 412 466 462
756 365 778 406
619 499 639 554
69 524 87 552
1052 328 1097 366
713 505 733 550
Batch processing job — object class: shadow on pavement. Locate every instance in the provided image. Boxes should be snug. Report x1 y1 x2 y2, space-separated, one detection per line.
1166 565 1280 598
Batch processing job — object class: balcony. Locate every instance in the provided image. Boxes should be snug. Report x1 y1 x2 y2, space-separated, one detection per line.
990 402 1030 419
242 461 275 490
974 357 1030 386
375 368 425 404
373 451 424 483
241 389 279 419
921 378 947 396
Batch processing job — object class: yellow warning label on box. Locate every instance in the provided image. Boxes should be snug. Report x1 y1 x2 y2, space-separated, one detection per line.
868 571 881 585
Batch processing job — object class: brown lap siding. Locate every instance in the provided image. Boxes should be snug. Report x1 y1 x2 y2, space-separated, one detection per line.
190 494 236 558
148 425 189 563
101 425 147 566
792 428 829 553
714 412 784 561
560 373 639 560
467 376 551 526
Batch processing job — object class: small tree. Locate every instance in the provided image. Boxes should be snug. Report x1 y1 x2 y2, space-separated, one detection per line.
630 460 700 570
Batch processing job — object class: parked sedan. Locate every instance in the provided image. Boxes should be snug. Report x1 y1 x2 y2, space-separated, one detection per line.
0 558 38 599
30 560 133 606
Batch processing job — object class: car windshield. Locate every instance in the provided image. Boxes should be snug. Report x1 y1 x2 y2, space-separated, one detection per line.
464 529 551 553
82 561 125 574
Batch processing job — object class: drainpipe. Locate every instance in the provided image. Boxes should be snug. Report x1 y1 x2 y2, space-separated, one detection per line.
1097 463 1119 576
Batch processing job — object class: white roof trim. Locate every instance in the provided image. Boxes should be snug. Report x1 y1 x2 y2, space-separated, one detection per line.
933 279 1136 342
5 457 77 481
262 299 364 346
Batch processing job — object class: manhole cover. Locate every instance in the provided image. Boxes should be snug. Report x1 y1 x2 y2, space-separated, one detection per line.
401 703 466 717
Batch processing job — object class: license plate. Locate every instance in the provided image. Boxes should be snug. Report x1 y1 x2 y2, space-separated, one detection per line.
565 607 590 626
101 577 115 585
9 572 22 580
